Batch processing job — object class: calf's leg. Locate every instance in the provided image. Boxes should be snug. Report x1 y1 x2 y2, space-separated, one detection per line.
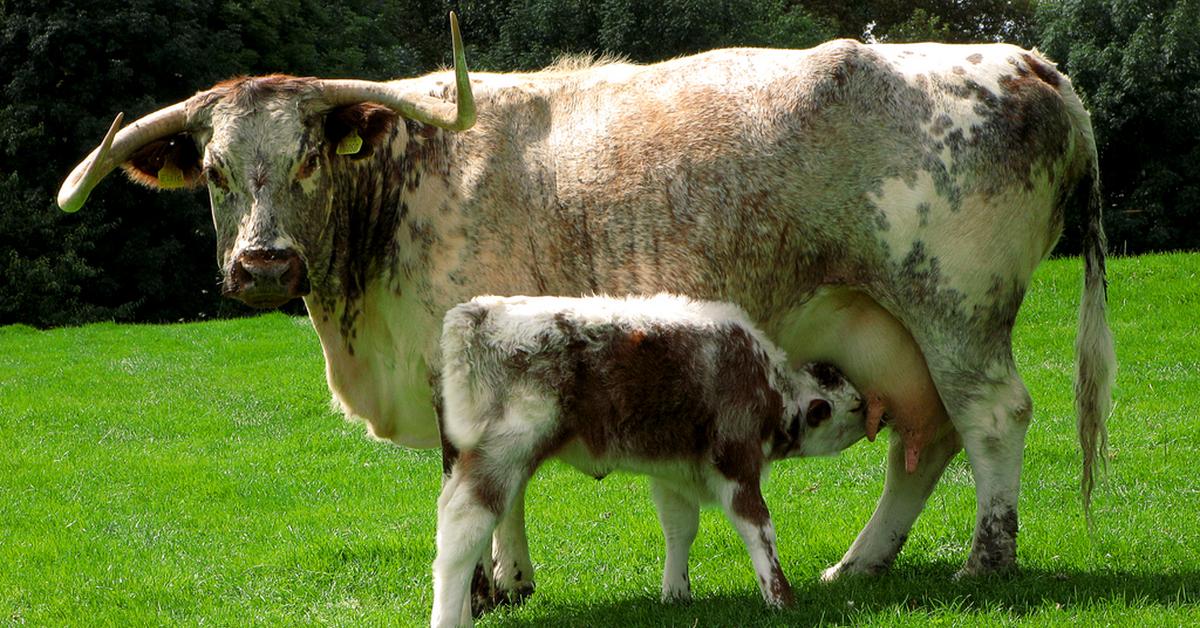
491 480 536 604
432 455 525 628
712 474 793 607
650 479 700 602
438 400 503 616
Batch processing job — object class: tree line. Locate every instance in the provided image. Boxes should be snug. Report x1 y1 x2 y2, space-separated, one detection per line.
1 0 1196 326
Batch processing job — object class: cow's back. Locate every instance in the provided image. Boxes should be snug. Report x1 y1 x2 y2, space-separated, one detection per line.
443 40 1090 333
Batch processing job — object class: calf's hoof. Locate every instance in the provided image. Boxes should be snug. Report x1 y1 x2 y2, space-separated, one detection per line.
469 564 496 617
492 581 535 608
660 587 692 605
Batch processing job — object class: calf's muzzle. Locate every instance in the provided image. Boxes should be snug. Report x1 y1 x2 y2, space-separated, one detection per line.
224 248 310 308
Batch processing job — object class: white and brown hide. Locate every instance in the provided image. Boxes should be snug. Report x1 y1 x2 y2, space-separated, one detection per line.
431 294 865 626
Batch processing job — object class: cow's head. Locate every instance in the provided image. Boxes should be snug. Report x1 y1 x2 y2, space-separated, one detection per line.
57 13 475 309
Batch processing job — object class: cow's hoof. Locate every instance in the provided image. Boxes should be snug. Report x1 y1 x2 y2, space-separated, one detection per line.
820 559 888 582
954 559 1018 580
820 561 853 582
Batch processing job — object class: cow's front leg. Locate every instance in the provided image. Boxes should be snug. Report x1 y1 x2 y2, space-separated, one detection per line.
951 368 1032 577
650 478 700 602
822 422 961 580
490 480 535 605
713 474 793 607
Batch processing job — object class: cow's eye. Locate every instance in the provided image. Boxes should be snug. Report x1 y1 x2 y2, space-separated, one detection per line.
204 165 228 190
297 153 321 179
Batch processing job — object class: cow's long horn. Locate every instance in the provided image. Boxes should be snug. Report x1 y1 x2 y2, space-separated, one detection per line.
319 12 475 132
58 102 191 212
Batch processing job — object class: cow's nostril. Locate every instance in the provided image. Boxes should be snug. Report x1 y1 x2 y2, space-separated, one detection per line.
225 248 309 307
229 258 254 290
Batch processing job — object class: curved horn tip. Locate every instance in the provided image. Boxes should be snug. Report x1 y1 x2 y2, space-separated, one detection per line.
58 112 127 212
448 11 475 132
57 194 82 213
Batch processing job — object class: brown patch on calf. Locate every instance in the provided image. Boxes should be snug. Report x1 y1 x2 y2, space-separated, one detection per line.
714 327 784 436
762 539 794 607
557 325 717 460
122 134 203 189
806 363 846 391
458 450 507 515
967 53 983 64
730 481 770 526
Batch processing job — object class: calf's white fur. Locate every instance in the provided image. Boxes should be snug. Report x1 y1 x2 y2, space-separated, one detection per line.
433 294 866 626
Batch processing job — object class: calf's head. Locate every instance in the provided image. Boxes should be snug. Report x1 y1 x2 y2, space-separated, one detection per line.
793 362 867 456
57 14 475 309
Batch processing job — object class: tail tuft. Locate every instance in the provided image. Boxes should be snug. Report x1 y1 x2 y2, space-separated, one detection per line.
1074 172 1116 522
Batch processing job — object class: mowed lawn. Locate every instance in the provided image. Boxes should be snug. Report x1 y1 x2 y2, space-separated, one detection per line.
2 253 1198 626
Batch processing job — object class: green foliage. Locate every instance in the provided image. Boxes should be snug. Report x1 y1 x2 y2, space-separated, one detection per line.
456 0 832 70
2 255 1199 623
1039 0 1200 254
804 0 1038 45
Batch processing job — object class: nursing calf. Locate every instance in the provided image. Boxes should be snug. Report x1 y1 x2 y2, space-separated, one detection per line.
432 295 866 626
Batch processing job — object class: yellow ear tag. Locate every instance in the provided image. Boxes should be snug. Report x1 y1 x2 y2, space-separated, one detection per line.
157 162 186 189
337 129 363 155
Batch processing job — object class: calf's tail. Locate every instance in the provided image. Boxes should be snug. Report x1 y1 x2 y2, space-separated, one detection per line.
439 302 493 451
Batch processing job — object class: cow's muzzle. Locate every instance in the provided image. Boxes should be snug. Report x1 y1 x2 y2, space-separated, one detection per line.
224 248 310 308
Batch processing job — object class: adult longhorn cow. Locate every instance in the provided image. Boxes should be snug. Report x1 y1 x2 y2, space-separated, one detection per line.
59 13 1114 603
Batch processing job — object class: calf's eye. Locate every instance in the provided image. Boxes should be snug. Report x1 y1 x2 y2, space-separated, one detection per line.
806 399 832 427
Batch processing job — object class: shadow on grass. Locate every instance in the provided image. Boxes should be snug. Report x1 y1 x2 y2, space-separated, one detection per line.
487 564 1200 626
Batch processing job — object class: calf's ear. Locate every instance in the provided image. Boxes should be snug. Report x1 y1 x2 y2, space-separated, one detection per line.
805 399 832 427
121 134 204 189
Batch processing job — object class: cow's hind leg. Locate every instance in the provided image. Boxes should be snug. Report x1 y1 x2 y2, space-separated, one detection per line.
945 364 1033 576
651 478 700 602
822 422 961 580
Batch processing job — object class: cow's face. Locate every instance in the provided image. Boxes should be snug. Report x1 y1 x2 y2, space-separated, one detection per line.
122 79 400 308
197 96 323 307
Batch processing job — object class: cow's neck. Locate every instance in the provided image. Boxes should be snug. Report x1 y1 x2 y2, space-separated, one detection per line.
306 120 454 349
300 121 457 448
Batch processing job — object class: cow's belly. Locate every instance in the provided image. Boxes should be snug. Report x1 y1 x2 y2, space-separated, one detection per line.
771 287 949 470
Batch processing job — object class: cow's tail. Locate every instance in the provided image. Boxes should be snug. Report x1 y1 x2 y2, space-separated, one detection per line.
1072 127 1116 523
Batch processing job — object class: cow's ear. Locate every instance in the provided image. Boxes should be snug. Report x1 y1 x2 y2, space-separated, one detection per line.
325 103 398 160
121 134 204 189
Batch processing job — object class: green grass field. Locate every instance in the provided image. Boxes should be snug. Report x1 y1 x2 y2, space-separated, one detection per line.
3 253 1198 626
